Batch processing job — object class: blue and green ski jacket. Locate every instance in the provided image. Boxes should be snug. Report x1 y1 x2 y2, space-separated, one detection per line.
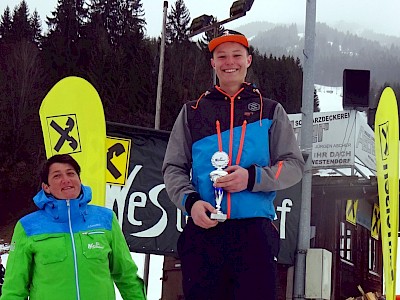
1 184 146 300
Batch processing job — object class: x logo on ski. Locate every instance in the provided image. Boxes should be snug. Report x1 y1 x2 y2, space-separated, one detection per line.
51 117 78 152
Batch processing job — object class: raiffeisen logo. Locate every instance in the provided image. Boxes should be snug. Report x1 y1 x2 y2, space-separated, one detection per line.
378 121 389 160
378 120 394 281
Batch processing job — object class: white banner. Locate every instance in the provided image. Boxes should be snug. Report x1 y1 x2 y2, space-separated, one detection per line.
355 115 376 173
288 110 375 172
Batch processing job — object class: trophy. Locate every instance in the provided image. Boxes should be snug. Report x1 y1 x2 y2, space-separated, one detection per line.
209 151 229 222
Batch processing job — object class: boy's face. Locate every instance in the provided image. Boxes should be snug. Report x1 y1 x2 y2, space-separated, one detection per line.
211 42 252 87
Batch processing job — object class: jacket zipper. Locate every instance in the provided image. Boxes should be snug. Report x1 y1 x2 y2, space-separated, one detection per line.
67 199 81 300
214 86 247 218
82 231 105 235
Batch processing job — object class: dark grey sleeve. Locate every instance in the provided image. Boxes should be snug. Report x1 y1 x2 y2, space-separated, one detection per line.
250 103 305 192
162 105 197 213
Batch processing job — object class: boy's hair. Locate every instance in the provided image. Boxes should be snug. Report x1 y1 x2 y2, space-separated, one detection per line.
41 154 81 184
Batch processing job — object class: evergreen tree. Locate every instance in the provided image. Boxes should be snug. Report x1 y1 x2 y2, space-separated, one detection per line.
0 6 13 41
197 17 224 52
161 40 211 129
88 0 145 47
46 0 87 39
10 1 32 41
0 1 48 224
89 0 123 46
42 0 89 78
0 3 42 45
84 0 153 126
248 52 304 113
30 10 42 46
120 0 146 41
166 0 190 44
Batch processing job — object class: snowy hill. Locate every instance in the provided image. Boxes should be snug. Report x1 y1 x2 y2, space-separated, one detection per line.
315 84 343 112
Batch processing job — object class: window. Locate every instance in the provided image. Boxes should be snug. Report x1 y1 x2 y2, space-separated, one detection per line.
339 221 353 262
368 237 379 274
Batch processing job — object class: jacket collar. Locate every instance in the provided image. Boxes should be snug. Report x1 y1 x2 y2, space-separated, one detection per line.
33 184 92 222
206 82 259 100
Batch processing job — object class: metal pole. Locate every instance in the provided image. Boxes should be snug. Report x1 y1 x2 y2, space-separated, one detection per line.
293 0 316 299
213 25 217 85
145 1 168 291
154 1 168 130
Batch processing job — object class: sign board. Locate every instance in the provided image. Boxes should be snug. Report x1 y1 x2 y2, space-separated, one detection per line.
105 123 181 256
274 181 302 265
345 199 358 225
106 136 131 186
288 110 375 173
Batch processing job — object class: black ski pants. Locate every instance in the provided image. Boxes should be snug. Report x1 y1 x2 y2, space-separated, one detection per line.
177 217 280 300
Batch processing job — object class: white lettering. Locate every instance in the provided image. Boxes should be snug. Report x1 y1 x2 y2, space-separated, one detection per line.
176 208 185 233
276 198 292 239
131 184 167 238
106 167 178 238
128 192 147 226
106 165 142 227
88 242 104 249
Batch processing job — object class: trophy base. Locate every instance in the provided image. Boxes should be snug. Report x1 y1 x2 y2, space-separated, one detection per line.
210 212 227 222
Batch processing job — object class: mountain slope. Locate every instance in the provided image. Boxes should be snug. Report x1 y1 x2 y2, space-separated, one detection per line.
235 22 400 88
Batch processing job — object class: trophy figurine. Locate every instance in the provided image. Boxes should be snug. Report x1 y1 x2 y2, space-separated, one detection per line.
209 151 229 222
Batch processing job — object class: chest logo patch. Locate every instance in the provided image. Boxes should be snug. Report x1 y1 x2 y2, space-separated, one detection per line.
88 242 104 250
248 102 260 112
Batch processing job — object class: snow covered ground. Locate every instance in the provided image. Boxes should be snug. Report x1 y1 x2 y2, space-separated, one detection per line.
315 84 343 112
116 253 163 300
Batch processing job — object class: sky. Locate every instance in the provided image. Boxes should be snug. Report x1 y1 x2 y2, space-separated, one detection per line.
0 0 400 38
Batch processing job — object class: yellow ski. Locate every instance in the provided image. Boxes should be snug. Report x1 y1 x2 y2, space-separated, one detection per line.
39 76 106 206
374 87 399 300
